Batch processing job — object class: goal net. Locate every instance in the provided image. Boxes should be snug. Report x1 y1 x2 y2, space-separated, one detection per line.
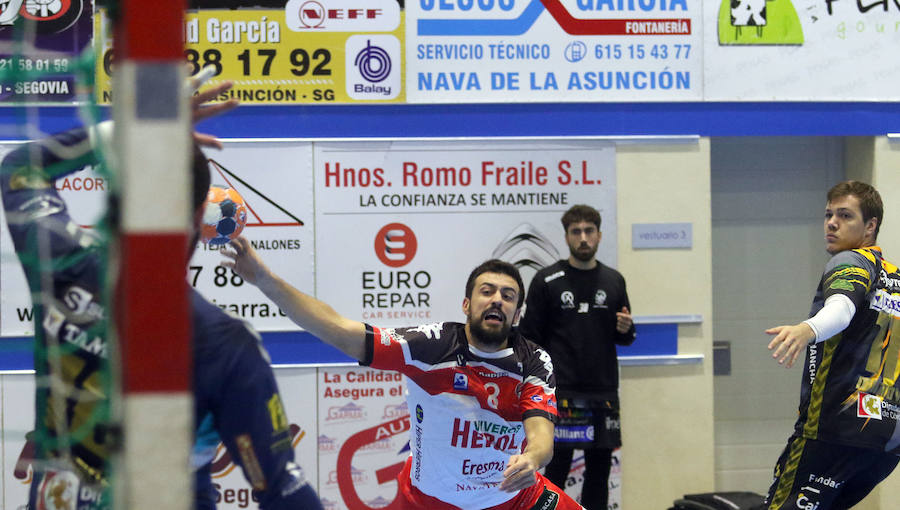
0 2 192 510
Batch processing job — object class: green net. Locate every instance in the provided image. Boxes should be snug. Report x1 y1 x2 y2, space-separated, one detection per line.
0 0 119 505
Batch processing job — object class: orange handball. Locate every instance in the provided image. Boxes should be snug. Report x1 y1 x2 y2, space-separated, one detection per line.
201 185 248 246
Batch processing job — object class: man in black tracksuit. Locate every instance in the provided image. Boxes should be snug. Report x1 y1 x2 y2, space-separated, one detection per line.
519 204 636 510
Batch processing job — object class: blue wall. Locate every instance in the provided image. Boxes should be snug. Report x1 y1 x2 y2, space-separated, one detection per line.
4 101 900 139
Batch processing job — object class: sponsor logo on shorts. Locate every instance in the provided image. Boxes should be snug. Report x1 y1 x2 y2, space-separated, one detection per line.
554 424 594 443
606 415 620 431
858 392 883 420
533 486 560 510
808 473 842 489
795 486 821 510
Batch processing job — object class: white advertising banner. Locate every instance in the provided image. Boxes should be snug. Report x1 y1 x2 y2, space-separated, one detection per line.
312 140 617 328
0 140 314 338
560 448 622 510
704 0 900 100
1 375 35 510
189 140 314 332
316 366 410 510
406 0 703 102
3 138 617 336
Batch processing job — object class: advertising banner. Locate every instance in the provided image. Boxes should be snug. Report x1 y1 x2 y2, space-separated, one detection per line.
0 141 314 337
316 366 410 510
559 449 622 510
2 139 618 337
703 0 900 100
405 0 702 102
94 1 405 105
1 0 898 105
0 0 93 103
312 140 617 328
189 140 314 332
1 375 34 510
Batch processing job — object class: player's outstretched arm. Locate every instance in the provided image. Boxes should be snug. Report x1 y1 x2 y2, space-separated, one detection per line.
221 236 367 361
500 416 554 493
766 323 814 369
766 294 855 369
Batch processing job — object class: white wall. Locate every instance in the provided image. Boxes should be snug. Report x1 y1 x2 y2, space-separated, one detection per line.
617 140 715 508
710 137 844 494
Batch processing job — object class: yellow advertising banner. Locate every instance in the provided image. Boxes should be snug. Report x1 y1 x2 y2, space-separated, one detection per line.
95 4 404 105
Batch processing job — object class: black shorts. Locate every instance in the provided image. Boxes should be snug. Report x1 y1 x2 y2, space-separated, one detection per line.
763 435 899 509
553 394 621 450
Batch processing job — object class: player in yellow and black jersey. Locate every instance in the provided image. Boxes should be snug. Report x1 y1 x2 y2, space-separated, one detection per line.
763 180 900 510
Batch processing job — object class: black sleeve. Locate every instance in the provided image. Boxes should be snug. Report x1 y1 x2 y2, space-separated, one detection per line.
614 274 636 346
518 271 549 347
359 323 376 367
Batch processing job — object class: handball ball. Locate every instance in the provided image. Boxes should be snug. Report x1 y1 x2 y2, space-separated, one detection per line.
201 185 248 246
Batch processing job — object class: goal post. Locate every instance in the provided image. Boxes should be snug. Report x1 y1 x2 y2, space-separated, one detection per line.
1 1 197 508
111 2 193 510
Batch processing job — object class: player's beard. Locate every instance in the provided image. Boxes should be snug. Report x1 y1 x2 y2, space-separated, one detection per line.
468 307 512 348
570 242 597 262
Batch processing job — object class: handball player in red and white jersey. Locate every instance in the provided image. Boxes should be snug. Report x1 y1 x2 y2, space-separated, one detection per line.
222 244 585 510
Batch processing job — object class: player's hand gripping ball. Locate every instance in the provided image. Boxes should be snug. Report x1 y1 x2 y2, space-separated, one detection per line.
201 185 248 246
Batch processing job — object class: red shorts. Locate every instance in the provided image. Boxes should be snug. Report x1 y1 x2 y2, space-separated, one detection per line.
396 457 584 510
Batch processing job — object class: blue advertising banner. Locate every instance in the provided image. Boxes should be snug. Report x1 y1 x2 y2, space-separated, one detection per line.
0 0 92 103
405 0 703 102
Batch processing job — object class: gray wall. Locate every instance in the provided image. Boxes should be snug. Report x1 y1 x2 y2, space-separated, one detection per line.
710 137 844 492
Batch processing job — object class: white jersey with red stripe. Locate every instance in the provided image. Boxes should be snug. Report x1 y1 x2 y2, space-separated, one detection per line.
363 322 558 509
